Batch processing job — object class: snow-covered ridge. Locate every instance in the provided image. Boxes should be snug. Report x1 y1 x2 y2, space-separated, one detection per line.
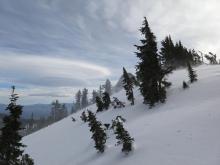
23 65 220 165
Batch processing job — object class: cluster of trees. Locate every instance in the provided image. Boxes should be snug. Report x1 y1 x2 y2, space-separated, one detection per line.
160 36 203 69
80 111 134 154
75 79 112 111
135 17 172 107
75 88 89 110
0 87 34 165
204 52 218 64
50 100 68 122
135 17 201 107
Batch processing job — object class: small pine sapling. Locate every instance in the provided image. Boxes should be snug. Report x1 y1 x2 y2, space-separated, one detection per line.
80 111 87 123
111 116 134 154
182 81 189 89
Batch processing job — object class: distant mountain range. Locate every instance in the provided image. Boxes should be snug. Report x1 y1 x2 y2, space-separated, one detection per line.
0 103 74 119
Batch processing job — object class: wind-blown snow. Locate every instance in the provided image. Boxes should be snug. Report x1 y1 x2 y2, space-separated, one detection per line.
23 65 220 165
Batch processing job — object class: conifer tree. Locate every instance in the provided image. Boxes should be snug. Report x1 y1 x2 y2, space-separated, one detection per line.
75 90 82 110
96 96 104 112
87 111 107 153
122 67 135 105
21 154 34 165
81 88 89 108
135 17 171 107
104 79 112 95
102 92 111 110
0 87 27 164
160 35 176 67
187 62 198 83
80 111 88 123
91 90 98 104
112 117 134 154
182 81 189 89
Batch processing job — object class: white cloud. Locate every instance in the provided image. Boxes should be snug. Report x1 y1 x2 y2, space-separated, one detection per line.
0 53 111 87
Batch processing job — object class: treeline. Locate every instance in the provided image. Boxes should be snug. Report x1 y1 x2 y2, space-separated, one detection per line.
74 79 112 111
23 100 72 135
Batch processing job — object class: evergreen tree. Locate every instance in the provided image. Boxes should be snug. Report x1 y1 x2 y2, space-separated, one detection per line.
160 35 175 67
182 81 189 89
205 52 218 64
0 86 25 164
98 85 104 98
91 90 99 104
81 88 89 108
102 92 111 110
61 104 68 118
21 154 34 165
75 90 82 110
96 96 104 112
135 17 171 107
87 111 107 153
104 79 112 95
187 62 198 83
112 117 134 154
122 67 135 105
51 100 61 122
80 111 88 123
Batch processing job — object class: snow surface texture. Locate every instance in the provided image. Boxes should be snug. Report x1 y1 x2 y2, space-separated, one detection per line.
23 65 220 165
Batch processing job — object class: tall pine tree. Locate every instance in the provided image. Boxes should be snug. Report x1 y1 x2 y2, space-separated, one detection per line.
135 17 171 107
104 79 112 95
0 87 25 164
81 88 89 108
102 92 111 110
75 90 82 110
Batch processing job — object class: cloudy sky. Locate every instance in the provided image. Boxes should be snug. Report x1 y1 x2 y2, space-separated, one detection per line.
0 0 219 105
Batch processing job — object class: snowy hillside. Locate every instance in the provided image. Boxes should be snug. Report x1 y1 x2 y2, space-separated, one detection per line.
23 65 220 165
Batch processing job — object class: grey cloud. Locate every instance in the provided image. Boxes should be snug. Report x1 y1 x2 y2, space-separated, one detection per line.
28 92 70 98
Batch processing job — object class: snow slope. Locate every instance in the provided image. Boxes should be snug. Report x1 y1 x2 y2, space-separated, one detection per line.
23 65 220 165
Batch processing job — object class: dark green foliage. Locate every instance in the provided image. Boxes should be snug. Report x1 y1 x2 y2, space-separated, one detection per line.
205 52 218 64
75 90 82 110
21 154 34 165
112 117 134 154
160 36 202 69
102 92 111 110
112 97 125 109
80 111 87 123
81 88 89 108
182 81 189 89
91 90 99 104
0 86 25 164
160 35 175 67
135 17 171 107
187 62 198 83
51 100 68 122
96 96 104 112
111 116 126 130
87 111 107 153
122 67 135 105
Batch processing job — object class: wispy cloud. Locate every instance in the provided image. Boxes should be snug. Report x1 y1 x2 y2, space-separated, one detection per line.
0 0 219 104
